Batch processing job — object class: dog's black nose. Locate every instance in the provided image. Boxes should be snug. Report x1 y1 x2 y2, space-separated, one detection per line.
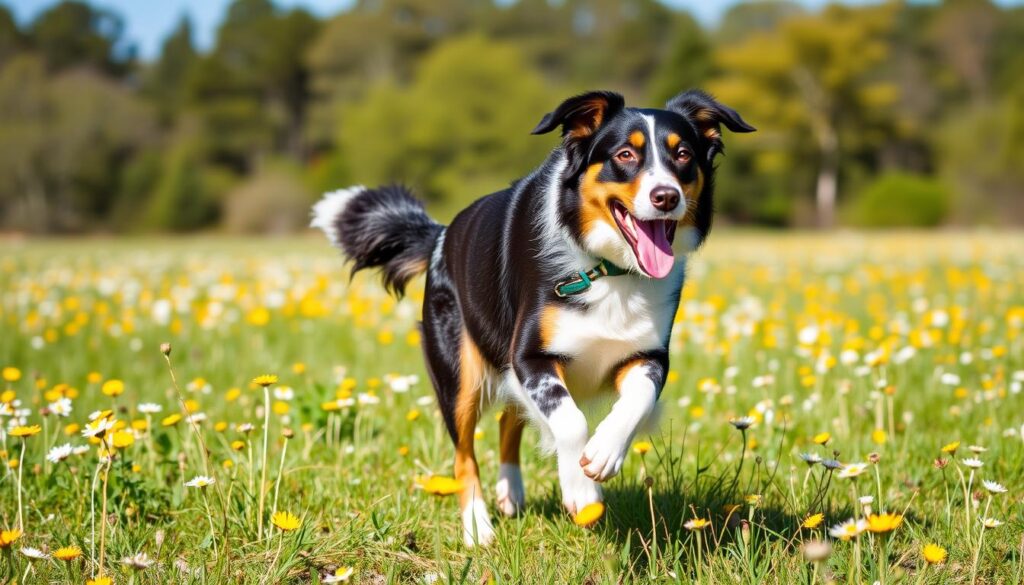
650 186 681 212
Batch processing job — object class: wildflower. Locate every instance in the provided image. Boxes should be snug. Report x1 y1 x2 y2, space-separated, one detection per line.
838 462 868 479
940 441 960 455
20 546 47 560
961 457 984 469
53 545 83 561
684 518 711 531
86 577 113 585
252 374 278 387
49 397 73 417
730 416 755 430
745 494 762 506
82 417 116 438
121 552 155 569
812 432 831 445
420 476 463 496
2 367 21 382
161 413 182 427
47 443 74 463
982 480 1008 494
968 445 987 454
138 403 162 414
237 423 255 433
858 495 874 505
829 518 868 540
405 409 420 421
933 458 949 469
324 566 355 583
185 475 216 488
632 440 653 455
799 452 822 466
101 379 124 397
866 513 903 533
273 386 294 401
980 517 1003 529
0 528 22 548
111 431 135 449
821 459 843 470
573 502 605 527
802 513 825 529
272 511 302 531
231 440 245 451
9 425 41 438
88 409 113 421
802 539 832 562
921 543 947 564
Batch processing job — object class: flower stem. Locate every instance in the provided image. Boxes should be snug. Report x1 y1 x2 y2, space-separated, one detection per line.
258 385 270 541
16 438 25 529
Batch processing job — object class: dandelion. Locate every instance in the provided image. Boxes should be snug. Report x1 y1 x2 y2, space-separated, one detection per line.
86 577 113 585
632 440 653 455
101 379 124 397
940 441 960 455
838 462 868 479
272 511 302 532
982 480 1007 494
9 425 41 437
0 528 22 548
812 432 831 445
961 457 983 469
802 513 825 529
185 475 216 488
420 476 463 496
828 518 867 540
866 513 903 533
922 543 947 564
252 374 278 387
2 367 21 383
53 545 82 561
684 517 711 531
161 413 182 427
573 502 605 527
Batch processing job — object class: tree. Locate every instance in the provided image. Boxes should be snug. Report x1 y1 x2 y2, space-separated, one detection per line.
143 16 198 121
711 4 898 227
648 11 712 105
28 0 134 76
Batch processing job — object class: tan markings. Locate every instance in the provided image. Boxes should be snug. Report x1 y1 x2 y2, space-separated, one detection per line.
614 358 647 392
567 99 608 139
666 133 681 149
539 305 560 349
499 404 526 464
629 130 646 149
578 163 644 241
455 329 485 509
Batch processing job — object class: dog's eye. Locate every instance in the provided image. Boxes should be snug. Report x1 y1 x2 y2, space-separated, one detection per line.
614 149 636 163
675 148 692 163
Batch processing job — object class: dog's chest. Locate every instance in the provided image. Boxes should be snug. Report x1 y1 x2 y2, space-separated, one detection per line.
543 275 680 395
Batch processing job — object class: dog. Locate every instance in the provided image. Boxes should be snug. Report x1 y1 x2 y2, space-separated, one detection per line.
312 89 754 546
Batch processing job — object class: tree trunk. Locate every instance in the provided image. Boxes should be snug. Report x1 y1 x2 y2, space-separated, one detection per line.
815 140 839 228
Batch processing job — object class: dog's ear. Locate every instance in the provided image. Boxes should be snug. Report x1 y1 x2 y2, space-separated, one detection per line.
666 90 755 161
531 91 625 141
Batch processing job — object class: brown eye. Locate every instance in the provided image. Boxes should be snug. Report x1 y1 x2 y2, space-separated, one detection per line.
676 148 692 163
615 149 636 163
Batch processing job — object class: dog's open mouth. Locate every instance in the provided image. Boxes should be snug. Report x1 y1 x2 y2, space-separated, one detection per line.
611 201 677 279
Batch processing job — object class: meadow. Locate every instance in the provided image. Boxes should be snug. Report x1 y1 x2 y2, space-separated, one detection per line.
1 232 1022 584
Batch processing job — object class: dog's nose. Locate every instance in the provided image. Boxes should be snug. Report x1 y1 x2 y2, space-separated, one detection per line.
650 186 681 212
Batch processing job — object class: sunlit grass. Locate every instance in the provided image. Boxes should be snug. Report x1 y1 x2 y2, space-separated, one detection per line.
0 231 1022 583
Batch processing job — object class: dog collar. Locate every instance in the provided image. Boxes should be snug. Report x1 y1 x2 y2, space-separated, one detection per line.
554 259 628 298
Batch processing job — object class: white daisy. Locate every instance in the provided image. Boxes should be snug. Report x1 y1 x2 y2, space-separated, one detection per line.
980 517 1003 529
82 416 116 438
121 552 156 569
185 475 216 488
46 443 74 464
20 547 48 560
273 386 295 401
48 398 73 417
961 457 984 469
828 518 868 540
982 480 1008 494
324 567 354 583
138 403 163 414
838 463 869 479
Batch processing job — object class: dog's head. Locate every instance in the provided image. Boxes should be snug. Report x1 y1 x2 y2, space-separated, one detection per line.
532 90 754 278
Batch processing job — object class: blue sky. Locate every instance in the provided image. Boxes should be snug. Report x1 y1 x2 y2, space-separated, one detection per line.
6 0 1023 60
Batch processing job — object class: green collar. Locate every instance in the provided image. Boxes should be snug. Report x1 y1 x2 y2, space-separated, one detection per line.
554 259 629 297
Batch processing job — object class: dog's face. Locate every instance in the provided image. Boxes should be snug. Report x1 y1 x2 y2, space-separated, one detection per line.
532 90 754 278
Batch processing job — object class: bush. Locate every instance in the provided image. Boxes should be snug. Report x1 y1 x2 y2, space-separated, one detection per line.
844 172 950 227
222 164 313 234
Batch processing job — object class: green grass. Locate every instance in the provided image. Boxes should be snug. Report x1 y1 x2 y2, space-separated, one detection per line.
0 232 1022 584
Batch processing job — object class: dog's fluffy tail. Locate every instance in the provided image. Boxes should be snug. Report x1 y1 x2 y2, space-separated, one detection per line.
311 185 443 297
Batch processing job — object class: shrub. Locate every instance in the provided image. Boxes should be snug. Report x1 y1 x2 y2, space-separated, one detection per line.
844 172 950 227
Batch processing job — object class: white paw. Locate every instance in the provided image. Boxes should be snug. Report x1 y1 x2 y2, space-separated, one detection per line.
495 464 525 517
462 497 496 547
559 463 603 515
580 428 629 482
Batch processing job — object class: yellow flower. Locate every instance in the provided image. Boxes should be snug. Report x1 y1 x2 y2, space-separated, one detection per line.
231 440 246 451
321 401 340 412
332 566 355 581
420 475 463 496
2 367 21 382
53 545 83 561
87 576 113 585
684 518 711 531
0 528 22 548
922 543 947 564
632 441 653 455
272 511 302 532
406 409 420 422
86 371 103 384
867 513 903 533
398 445 410 456
111 430 135 449
812 432 831 446
9 425 41 438
871 429 887 445
252 374 278 387
161 413 182 427
291 362 306 374
225 388 241 401
802 513 825 529
101 379 124 396
940 441 960 455
214 421 228 432
573 502 605 527
273 401 289 415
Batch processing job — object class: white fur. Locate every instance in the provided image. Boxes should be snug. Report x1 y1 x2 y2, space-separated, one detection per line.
632 115 686 222
581 364 659 481
548 401 602 513
535 153 596 276
495 463 525 517
461 493 495 547
310 185 366 248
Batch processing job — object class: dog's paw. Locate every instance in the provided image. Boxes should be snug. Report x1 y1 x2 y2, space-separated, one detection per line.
495 464 525 517
462 497 496 547
560 467 603 515
579 429 629 482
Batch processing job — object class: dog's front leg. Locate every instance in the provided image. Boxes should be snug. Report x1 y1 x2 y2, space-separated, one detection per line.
581 352 666 482
513 355 602 514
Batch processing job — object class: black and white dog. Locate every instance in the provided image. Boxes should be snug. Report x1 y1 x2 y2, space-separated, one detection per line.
312 90 754 546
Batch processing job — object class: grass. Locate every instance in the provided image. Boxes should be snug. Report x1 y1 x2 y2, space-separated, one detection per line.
0 231 1022 584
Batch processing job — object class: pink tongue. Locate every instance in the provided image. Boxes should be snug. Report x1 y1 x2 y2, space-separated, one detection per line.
634 219 675 278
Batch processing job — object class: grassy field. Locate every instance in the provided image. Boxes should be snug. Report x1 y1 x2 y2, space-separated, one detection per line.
1 232 1023 584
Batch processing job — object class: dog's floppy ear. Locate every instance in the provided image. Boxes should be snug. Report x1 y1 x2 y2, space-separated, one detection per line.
531 90 625 141
666 89 755 161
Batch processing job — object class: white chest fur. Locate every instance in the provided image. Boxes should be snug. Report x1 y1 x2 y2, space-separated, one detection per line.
544 264 684 397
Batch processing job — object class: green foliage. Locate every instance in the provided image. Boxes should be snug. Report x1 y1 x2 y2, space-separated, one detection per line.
843 172 950 227
223 161 314 233
140 125 231 231
28 0 133 75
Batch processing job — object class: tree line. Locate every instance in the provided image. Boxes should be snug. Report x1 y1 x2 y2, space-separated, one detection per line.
1 0 1022 233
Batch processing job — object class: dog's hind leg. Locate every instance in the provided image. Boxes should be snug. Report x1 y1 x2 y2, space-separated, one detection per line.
496 405 526 517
